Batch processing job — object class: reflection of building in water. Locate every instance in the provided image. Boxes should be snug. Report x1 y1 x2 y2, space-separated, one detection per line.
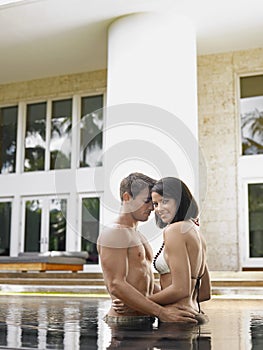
0 298 262 349
0 298 101 350
250 316 263 349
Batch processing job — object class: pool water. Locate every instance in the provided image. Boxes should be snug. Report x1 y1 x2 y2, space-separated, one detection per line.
0 296 262 349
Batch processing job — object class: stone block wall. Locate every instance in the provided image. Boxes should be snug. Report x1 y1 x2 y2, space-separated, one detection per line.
0 69 107 105
197 48 263 270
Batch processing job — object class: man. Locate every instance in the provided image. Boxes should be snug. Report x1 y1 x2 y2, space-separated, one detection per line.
97 172 197 323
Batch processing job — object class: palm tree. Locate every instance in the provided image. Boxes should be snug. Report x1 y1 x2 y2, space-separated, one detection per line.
241 108 263 155
80 110 103 167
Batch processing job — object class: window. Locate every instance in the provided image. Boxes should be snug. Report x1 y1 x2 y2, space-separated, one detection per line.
80 95 103 167
0 201 12 256
49 198 67 251
23 94 103 171
24 199 42 252
24 99 73 172
81 197 100 264
0 106 18 174
24 102 46 172
248 183 263 258
240 75 263 156
50 99 72 170
0 92 104 265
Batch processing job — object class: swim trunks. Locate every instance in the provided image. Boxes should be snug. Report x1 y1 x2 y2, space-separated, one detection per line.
103 315 156 325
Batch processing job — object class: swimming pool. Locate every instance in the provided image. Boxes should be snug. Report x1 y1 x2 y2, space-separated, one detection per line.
0 296 262 349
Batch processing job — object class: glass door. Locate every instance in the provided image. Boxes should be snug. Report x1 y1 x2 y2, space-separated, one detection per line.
48 198 67 251
0 200 12 255
247 183 263 258
24 199 43 252
22 196 68 253
241 181 263 267
80 196 100 264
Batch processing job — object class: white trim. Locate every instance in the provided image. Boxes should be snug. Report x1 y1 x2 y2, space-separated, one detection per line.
45 100 51 171
0 197 13 202
66 191 78 251
71 95 79 169
0 0 26 6
16 102 25 173
235 72 243 157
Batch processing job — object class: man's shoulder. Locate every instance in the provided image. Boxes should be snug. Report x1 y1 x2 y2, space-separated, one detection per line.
98 223 134 249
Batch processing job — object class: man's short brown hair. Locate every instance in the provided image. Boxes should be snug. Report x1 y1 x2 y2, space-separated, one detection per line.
120 172 156 201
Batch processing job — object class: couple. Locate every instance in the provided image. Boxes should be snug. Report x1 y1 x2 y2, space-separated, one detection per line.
97 172 211 324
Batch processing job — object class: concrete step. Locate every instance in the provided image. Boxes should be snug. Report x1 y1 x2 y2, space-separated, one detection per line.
0 272 104 279
209 271 263 298
0 278 105 285
0 271 262 297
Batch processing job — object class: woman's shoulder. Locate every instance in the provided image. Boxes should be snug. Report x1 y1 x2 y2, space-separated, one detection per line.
165 220 193 235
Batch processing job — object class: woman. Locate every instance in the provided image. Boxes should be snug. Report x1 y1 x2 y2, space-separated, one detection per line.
113 176 211 323
149 177 211 323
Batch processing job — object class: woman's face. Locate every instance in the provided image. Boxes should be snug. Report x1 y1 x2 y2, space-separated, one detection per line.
151 191 177 224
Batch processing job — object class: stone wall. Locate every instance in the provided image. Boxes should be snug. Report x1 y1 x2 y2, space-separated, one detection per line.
197 48 263 270
0 69 107 104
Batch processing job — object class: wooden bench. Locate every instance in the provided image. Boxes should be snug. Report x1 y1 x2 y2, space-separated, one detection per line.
0 252 88 272
0 262 84 272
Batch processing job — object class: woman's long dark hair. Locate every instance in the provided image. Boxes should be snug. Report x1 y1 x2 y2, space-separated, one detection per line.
151 177 199 228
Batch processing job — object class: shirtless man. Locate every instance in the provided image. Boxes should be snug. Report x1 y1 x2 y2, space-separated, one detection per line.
97 172 198 323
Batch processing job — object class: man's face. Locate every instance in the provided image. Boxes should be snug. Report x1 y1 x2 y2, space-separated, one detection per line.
129 187 154 222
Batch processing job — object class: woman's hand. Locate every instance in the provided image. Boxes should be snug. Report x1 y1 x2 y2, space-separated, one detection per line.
112 299 131 314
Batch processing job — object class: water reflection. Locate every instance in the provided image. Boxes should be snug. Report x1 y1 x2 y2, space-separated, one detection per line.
105 321 211 350
0 297 262 349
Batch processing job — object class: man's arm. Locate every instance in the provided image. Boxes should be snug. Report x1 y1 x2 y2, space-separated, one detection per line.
99 243 163 317
98 242 197 323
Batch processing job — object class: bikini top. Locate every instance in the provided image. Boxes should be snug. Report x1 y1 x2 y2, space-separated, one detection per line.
153 219 200 275
153 242 170 275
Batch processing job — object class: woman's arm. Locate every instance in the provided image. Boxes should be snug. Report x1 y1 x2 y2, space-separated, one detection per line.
149 224 191 305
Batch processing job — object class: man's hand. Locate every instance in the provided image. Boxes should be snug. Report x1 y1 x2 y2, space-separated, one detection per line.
158 305 198 323
112 299 131 314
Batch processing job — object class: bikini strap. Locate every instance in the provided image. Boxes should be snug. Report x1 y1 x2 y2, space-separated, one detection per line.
194 270 206 313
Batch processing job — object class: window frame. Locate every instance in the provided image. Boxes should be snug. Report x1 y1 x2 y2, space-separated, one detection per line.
77 192 103 269
237 72 263 268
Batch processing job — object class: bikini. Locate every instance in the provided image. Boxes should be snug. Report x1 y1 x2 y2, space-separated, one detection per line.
153 218 204 313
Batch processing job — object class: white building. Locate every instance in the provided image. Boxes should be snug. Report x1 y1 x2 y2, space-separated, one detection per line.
0 0 262 272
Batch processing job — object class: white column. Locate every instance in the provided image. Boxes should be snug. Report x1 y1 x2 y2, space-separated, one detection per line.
107 12 198 132
103 12 200 248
